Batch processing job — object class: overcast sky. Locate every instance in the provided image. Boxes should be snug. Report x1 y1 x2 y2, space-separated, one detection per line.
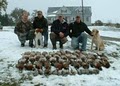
6 0 120 23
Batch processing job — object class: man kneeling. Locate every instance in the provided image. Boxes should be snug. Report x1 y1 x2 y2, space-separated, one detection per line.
14 11 34 47
69 16 92 51
50 15 69 49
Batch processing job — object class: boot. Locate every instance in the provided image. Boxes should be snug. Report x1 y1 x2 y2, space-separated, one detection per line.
53 45 57 50
60 44 63 49
29 40 34 48
59 41 63 49
44 44 48 48
29 44 34 48
21 43 25 47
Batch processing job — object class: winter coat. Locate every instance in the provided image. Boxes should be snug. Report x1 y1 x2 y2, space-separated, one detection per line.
14 20 33 34
69 21 92 37
51 19 69 37
33 16 48 33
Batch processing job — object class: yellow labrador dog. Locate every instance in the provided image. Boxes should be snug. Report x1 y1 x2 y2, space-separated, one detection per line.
91 29 105 51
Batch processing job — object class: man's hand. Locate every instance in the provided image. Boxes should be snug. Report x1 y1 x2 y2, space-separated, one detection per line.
90 32 93 36
40 29 43 32
59 32 64 38
36 28 43 33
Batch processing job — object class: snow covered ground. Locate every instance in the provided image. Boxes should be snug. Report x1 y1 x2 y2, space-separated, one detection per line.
89 26 120 38
0 26 120 86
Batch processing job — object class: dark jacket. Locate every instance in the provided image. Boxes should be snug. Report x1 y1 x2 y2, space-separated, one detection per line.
69 21 92 37
33 16 48 33
14 20 33 34
51 19 69 37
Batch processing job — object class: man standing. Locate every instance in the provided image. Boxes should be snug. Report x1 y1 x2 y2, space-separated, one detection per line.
50 15 69 49
33 11 48 47
14 11 34 47
69 16 92 51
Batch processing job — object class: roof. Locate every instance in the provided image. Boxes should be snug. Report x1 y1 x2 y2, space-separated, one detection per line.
47 14 56 17
47 6 91 15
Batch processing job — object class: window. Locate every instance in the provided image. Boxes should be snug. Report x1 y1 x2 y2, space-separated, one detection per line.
77 9 82 13
73 17 74 20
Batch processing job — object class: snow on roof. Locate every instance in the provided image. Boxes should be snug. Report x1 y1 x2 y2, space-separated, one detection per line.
47 14 56 17
52 10 58 13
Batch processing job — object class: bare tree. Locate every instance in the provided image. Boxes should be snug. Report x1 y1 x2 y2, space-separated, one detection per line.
10 8 25 23
30 10 37 22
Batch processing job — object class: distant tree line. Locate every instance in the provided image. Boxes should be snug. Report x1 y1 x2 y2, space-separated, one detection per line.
0 7 38 26
92 20 120 28
1 0 120 27
0 8 28 26
1 9 120 28
0 13 14 26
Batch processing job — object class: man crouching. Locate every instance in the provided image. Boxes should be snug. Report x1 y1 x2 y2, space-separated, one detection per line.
50 15 69 49
14 11 34 47
69 16 92 52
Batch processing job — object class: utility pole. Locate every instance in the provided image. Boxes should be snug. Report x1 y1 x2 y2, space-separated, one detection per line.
81 0 84 22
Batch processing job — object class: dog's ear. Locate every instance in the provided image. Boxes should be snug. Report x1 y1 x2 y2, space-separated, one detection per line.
95 30 99 35
96 30 99 33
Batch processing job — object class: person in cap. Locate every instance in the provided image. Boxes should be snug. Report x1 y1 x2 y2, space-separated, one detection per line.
50 15 69 49
69 15 92 51
14 11 34 47
33 11 48 47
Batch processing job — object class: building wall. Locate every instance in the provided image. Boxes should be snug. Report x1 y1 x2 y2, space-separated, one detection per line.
83 16 91 25
47 6 92 25
47 15 91 25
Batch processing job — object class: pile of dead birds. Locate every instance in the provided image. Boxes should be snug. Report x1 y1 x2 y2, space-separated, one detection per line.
16 50 110 75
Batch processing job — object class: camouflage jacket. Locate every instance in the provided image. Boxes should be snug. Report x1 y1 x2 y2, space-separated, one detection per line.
14 20 33 34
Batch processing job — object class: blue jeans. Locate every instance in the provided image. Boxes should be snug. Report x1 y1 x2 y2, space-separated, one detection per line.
43 31 48 45
71 32 87 51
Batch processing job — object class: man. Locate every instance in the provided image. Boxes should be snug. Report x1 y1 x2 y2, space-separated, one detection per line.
50 15 69 49
69 16 92 51
33 11 48 47
14 11 34 47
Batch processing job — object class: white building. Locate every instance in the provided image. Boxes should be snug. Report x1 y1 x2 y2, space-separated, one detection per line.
47 6 92 25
